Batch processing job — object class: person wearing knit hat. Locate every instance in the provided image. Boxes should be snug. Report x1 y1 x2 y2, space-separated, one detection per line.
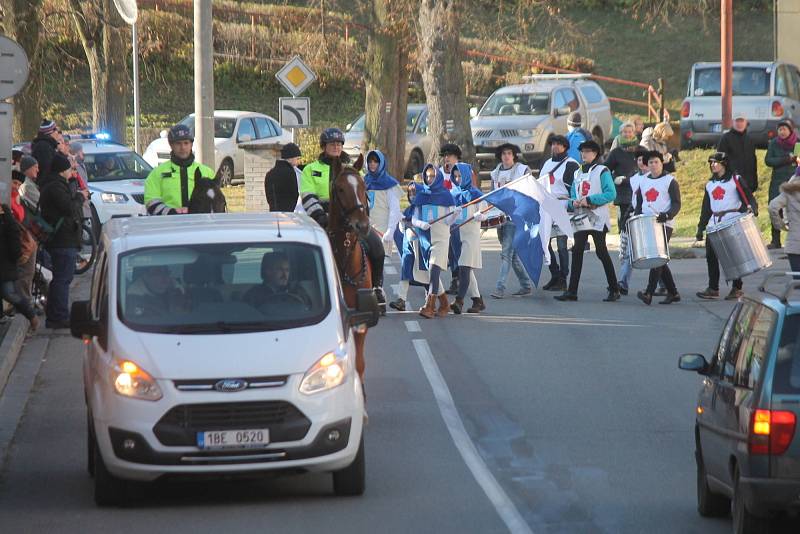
39 119 57 136
19 155 38 177
265 143 304 212
566 112 592 163
38 151 89 329
765 118 798 248
31 119 61 182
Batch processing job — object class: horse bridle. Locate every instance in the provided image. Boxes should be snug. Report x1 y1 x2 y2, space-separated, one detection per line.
329 171 369 286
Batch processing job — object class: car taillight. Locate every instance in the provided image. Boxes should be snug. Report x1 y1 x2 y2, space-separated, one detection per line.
749 409 796 455
684 130 693 139
681 101 690 118
772 101 785 117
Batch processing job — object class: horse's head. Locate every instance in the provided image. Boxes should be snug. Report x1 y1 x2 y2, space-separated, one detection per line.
330 156 370 238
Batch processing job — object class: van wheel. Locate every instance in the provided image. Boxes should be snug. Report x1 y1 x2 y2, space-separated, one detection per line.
332 435 365 496
87 414 96 477
696 448 729 517
217 159 234 187
733 467 770 534
93 435 128 506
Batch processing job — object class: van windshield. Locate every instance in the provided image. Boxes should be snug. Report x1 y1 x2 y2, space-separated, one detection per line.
774 314 800 393
118 243 330 334
693 67 770 97
480 93 551 116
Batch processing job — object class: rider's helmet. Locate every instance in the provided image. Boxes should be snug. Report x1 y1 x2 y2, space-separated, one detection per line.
168 124 194 144
319 127 345 147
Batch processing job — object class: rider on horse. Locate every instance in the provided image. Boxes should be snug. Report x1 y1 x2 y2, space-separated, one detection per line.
301 128 386 307
144 124 216 215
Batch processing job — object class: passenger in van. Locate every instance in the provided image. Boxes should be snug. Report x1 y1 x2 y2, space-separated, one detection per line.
243 251 311 309
126 265 186 318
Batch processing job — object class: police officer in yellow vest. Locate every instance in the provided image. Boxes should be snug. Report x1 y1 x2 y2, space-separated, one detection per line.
144 124 216 215
300 128 387 308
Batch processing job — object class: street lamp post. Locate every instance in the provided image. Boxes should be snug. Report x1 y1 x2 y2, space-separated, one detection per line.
194 0 215 171
721 0 733 130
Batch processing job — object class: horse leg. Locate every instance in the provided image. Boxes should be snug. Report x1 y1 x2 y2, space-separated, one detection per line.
354 330 366 388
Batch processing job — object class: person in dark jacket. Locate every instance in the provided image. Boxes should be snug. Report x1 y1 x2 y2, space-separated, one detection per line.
716 113 758 193
30 119 61 181
603 121 639 231
39 153 88 329
696 151 757 300
764 120 798 248
0 203 39 329
265 143 303 212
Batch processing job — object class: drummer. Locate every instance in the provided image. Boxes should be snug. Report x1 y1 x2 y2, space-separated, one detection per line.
634 151 682 305
489 143 534 299
538 135 579 292
389 183 429 312
617 147 651 295
413 164 458 319
554 140 621 302
450 162 488 314
695 151 756 300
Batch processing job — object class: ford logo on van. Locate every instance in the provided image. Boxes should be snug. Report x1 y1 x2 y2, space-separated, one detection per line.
214 379 248 392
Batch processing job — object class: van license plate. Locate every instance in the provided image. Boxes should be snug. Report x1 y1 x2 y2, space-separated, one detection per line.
197 429 270 449
711 123 722 133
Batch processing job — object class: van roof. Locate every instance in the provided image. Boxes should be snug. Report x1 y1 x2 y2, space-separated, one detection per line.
103 213 328 252
495 79 599 95
691 61 781 69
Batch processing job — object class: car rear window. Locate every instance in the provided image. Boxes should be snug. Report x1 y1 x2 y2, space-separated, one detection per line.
580 85 606 104
773 314 800 393
693 66 770 97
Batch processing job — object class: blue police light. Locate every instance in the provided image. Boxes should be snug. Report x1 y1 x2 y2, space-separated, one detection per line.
95 132 111 141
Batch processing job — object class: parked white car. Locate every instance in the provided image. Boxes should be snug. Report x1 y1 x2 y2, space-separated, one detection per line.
70 213 377 505
142 111 291 186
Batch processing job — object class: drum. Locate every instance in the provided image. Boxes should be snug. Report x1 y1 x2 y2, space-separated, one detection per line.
627 214 670 269
706 213 772 281
481 207 506 230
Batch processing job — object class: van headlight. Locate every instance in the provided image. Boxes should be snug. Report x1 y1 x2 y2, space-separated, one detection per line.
101 192 128 204
299 350 348 395
112 360 162 401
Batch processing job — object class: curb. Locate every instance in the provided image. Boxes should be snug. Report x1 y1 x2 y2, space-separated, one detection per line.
0 316 29 396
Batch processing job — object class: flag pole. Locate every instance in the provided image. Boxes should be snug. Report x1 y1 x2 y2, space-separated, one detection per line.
455 205 494 230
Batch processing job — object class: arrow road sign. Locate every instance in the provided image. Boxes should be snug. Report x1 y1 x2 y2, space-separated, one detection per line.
280 97 310 128
275 56 317 97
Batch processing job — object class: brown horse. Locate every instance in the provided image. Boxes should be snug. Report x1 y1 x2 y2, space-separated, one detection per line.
327 155 372 385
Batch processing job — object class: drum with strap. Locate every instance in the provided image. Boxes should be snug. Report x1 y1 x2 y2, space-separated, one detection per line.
480 207 507 230
626 214 670 269
706 213 771 280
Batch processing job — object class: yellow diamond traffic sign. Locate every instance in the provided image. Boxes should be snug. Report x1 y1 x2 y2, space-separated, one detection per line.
275 55 317 97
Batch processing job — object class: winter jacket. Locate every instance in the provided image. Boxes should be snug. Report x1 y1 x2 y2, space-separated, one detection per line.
265 159 301 212
717 129 758 192
0 205 21 281
764 137 797 200
769 177 800 255
566 128 591 163
602 146 637 205
30 134 58 182
38 173 84 249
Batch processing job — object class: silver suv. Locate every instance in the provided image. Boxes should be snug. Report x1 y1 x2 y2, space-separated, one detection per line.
470 74 612 172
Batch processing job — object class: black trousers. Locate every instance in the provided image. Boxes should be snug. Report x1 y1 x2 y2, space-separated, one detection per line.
547 235 569 279
364 228 385 288
646 227 677 295
706 239 742 291
568 230 618 294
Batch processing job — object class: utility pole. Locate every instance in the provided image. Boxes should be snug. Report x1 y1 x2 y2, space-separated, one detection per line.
721 0 733 130
194 0 215 170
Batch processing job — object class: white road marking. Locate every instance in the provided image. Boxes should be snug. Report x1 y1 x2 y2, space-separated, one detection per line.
404 320 421 333
390 283 400 295
412 339 533 534
385 264 398 275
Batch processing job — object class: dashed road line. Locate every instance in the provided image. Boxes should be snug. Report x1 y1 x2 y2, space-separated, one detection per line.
404 320 421 333
412 338 533 534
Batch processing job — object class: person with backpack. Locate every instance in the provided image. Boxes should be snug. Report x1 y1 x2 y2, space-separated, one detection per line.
0 201 39 330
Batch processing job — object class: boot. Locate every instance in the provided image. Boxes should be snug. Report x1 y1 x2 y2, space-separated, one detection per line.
660 292 681 304
436 294 451 317
550 277 568 292
725 288 743 301
418 295 437 319
554 291 577 301
542 275 559 290
389 298 406 311
636 291 652 305
446 277 459 295
603 287 621 302
451 297 464 315
696 288 719 300
467 297 485 313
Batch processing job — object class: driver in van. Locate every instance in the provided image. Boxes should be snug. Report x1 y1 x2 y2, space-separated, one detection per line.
126 265 186 317
243 251 311 308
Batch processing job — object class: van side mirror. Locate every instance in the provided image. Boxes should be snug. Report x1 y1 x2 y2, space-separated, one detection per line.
469 107 478 119
70 300 101 340
678 353 709 375
554 106 571 118
159 129 168 139
348 288 380 330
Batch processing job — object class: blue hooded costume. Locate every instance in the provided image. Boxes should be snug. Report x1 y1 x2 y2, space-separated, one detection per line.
364 149 400 206
393 183 428 285
413 164 457 270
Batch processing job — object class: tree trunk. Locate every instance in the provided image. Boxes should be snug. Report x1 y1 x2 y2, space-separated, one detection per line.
0 0 44 142
363 0 410 181
416 0 474 165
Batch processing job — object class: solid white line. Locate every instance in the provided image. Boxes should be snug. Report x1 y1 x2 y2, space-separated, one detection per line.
412 339 533 534
384 265 398 275
404 320 421 333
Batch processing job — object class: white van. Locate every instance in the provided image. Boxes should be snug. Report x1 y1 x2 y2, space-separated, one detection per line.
70 213 378 505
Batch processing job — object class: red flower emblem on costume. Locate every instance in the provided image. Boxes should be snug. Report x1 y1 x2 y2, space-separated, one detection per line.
712 186 725 200
644 188 659 202
549 173 555 185
580 181 591 196
444 178 452 190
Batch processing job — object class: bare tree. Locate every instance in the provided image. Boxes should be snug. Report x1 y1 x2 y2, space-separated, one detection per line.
0 0 45 141
363 0 414 179
68 0 128 141
416 0 474 165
